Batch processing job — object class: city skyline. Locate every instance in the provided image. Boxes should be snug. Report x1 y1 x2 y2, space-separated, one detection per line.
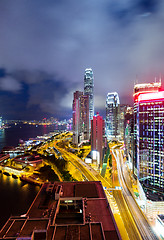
0 1 164 119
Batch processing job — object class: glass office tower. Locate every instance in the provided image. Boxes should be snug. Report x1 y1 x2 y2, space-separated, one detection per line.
106 92 120 140
84 68 94 125
133 82 164 194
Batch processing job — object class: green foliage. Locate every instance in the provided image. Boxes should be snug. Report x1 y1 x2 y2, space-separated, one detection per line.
77 151 83 158
39 165 59 182
24 167 30 172
61 170 76 181
40 154 67 172
109 154 112 167
37 150 76 182
134 192 139 198
82 141 90 146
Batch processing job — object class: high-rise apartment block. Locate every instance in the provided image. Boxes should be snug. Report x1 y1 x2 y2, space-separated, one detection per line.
133 81 164 196
124 107 134 168
72 91 89 145
73 91 83 145
79 95 89 141
106 92 120 140
119 105 128 140
84 68 94 124
91 113 105 167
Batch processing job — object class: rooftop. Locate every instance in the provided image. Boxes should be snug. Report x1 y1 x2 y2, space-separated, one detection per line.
0 181 121 240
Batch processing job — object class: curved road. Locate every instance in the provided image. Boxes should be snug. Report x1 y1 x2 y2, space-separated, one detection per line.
113 148 159 240
54 139 158 240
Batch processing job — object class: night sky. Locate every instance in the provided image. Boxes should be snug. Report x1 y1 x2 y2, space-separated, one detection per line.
0 0 163 120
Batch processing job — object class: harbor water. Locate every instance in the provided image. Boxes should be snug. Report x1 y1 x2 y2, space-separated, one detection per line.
0 123 59 228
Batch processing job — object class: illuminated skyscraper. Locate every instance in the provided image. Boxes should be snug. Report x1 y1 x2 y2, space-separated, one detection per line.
72 91 89 145
124 107 134 167
133 81 164 196
119 105 128 140
72 91 83 145
84 68 94 125
0 117 2 128
91 113 105 167
79 95 89 141
106 92 120 140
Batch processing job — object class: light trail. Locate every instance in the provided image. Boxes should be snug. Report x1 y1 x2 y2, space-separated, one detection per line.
112 147 159 240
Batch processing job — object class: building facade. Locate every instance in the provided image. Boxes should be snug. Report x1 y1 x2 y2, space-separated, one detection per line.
119 105 128 140
133 82 164 196
124 107 134 168
72 91 83 145
106 92 120 140
0 117 2 128
91 113 105 167
84 68 94 125
72 91 89 145
79 94 89 141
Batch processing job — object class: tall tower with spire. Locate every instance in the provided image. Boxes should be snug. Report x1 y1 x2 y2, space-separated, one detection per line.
84 68 94 126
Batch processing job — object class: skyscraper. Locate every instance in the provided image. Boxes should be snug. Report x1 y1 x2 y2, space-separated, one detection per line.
133 81 164 196
124 107 134 168
79 95 89 141
0 117 2 128
106 92 120 140
91 113 105 167
72 91 89 145
84 68 94 125
119 105 128 140
72 91 83 145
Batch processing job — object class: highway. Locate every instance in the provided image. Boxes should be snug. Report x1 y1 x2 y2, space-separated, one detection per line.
54 141 97 181
47 135 159 239
54 141 112 189
111 148 142 240
112 147 159 240
55 139 144 239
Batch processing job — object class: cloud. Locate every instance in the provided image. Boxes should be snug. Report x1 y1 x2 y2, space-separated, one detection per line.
60 84 83 109
11 70 53 84
27 78 76 115
0 76 22 92
0 0 164 119
94 95 107 109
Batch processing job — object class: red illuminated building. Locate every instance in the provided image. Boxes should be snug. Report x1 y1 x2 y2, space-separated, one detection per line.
72 91 89 145
91 113 105 167
133 81 164 199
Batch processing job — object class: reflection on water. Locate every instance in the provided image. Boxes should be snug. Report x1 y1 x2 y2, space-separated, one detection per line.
0 124 56 151
0 129 6 151
0 124 58 229
0 173 40 229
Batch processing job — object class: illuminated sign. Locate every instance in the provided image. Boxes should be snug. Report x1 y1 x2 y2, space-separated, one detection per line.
138 91 164 102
